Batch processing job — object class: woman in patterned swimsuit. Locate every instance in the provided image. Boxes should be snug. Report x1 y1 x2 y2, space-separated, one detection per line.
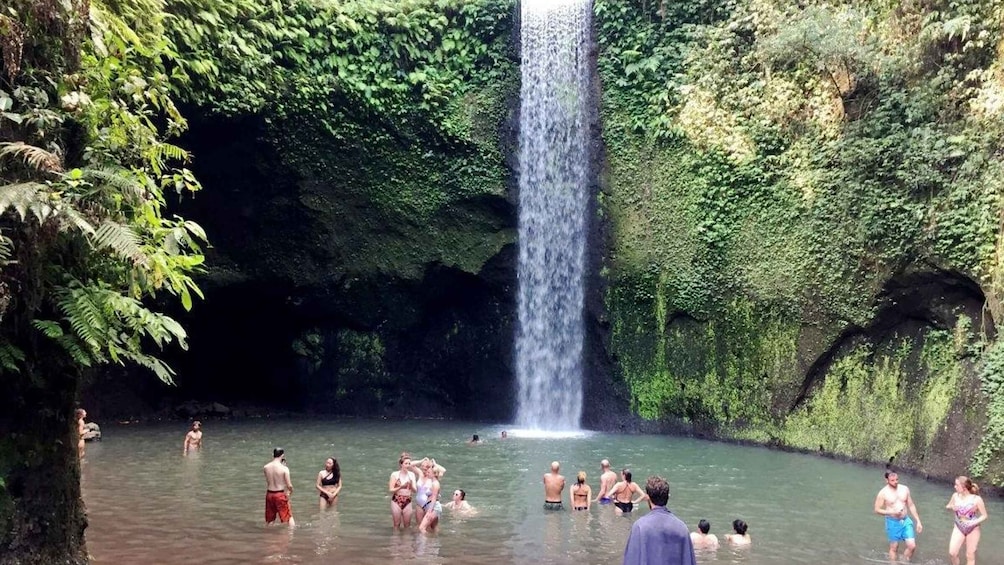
388 455 417 528
946 475 988 565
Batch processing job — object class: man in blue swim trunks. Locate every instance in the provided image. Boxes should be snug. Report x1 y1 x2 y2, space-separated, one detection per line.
594 459 617 505
874 471 923 561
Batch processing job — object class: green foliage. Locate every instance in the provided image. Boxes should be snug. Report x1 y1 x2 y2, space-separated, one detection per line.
0 0 207 382
781 332 961 460
971 338 1004 481
598 0 1004 472
160 0 517 280
335 328 388 400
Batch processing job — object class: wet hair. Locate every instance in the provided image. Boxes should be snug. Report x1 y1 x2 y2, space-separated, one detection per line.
622 469 632 483
956 475 980 495
698 519 711 534
273 447 284 458
456 489 466 500
884 470 898 480
75 408 86 419
192 420 201 429
472 434 480 441
645 476 669 506
732 519 748 536
577 471 587 484
327 457 340 474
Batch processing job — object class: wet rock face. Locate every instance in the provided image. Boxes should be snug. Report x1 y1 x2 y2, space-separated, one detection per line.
84 105 520 421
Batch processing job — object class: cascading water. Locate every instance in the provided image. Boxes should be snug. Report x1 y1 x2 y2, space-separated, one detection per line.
515 0 591 431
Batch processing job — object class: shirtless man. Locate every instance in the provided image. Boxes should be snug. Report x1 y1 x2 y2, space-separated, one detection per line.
75 409 87 460
690 519 719 549
594 459 617 505
264 448 294 527
183 421 202 455
543 461 565 511
608 469 647 514
874 471 922 561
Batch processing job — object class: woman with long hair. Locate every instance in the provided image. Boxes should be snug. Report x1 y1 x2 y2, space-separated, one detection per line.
316 456 342 510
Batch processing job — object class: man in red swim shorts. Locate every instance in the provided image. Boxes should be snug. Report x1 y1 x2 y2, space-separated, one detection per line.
264 447 295 527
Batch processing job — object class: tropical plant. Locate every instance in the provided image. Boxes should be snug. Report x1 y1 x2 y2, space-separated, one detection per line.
0 0 206 561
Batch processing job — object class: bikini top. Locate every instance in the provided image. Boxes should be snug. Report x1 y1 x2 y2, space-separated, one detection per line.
321 470 340 487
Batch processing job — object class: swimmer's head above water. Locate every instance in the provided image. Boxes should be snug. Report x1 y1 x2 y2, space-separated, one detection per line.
698 519 711 534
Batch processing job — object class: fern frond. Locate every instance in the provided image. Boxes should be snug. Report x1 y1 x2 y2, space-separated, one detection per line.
58 334 97 367
0 232 14 266
0 182 49 222
82 167 146 202
0 142 63 174
57 205 96 235
92 220 148 266
150 142 189 164
32 319 65 338
121 350 176 385
54 284 107 350
0 341 25 373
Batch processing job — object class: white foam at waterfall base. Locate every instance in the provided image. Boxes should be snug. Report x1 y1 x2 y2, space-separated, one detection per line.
514 0 591 431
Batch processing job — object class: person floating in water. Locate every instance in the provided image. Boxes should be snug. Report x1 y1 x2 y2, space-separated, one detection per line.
448 489 474 512
501 430 508 439
607 469 647 514
543 461 565 511
690 519 719 549
75 408 87 460
264 448 294 527
468 434 483 445
316 456 342 510
183 420 202 456
622 476 696 565
874 470 922 561
723 519 750 546
571 471 591 511
946 475 988 565
594 459 617 505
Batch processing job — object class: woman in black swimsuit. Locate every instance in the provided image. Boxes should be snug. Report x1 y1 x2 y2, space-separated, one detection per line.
316 457 342 510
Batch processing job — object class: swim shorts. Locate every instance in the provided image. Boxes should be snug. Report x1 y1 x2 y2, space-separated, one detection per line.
266 490 293 523
544 501 564 511
885 516 915 542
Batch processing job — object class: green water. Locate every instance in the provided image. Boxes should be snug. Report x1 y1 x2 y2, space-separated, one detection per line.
81 419 1003 564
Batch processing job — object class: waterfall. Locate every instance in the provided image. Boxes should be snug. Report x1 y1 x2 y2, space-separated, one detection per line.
515 0 591 431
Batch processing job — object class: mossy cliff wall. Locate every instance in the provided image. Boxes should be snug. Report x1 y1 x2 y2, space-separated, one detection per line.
594 0 1004 483
82 0 522 421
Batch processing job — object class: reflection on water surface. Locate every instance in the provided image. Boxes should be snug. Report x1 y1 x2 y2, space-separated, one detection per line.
82 419 1003 564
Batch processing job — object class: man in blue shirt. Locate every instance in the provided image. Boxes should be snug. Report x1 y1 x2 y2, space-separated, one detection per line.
622 476 696 565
